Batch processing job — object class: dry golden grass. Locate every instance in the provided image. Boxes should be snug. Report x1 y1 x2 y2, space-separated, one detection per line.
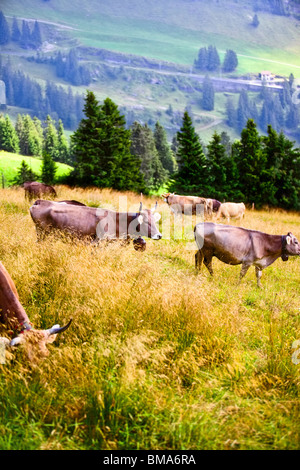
0 186 299 450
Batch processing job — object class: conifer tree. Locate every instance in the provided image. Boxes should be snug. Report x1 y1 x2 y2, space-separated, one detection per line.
169 111 208 194
31 20 42 49
154 121 176 175
20 20 31 49
222 49 238 73
43 115 59 161
11 16 21 42
201 75 215 111
0 12 10 45
41 150 57 185
235 119 266 205
0 115 20 153
72 91 144 192
56 119 69 163
206 131 227 199
13 160 38 185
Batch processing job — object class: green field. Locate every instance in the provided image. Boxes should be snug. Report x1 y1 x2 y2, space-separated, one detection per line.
0 151 72 185
2 0 300 77
0 186 299 450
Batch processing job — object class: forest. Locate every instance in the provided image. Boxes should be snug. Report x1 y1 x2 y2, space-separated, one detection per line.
1 90 299 211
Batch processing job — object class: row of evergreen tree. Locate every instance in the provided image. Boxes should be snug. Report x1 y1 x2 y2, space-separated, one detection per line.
1 91 299 210
194 46 238 73
69 91 300 210
170 112 300 210
0 12 42 49
0 114 70 164
226 80 299 135
0 59 84 129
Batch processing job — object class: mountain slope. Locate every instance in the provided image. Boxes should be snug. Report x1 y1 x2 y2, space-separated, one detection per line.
3 0 300 75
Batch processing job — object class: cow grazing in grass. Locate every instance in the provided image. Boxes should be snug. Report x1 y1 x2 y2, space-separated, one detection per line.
194 222 300 287
29 200 162 243
215 202 245 223
162 193 209 216
0 261 72 361
24 182 57 202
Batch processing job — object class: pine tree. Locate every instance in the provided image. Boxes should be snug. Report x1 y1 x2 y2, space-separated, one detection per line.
207 45 220 71
154 121 176 175
201 75 215 111
0 12 10 45
222 50 238 73
13 160 38 185
0 115 20 153
72 91 144 192
194 47 208 70
20 20 31 49
31 20 42 49
43 115 59 161
235 119 266 206
206 131 227 199
130 121 161 191
226 97 236 128
169 111 208 194
41 150 57 185
11 16 21 42
71 90 103 185
56 119 69 163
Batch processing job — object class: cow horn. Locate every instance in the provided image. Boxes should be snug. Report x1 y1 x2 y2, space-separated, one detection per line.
47 318 73 336
139 202 143 212
152 201 158 212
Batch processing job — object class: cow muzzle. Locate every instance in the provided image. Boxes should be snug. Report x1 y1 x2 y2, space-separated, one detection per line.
152 233 162 240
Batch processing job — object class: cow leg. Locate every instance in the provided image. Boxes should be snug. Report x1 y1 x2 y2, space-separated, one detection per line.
255 267 263 288
195 250 203 270
203 255 213 276
239 263 250 283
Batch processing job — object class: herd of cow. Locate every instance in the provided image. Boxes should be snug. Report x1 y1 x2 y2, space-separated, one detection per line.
0 181 299 361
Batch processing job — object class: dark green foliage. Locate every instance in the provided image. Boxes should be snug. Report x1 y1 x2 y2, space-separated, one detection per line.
13 159 38 186
71 91 145 192
11 17 21 42
206 131 227 200
201 75 215 111
0 12 10 45
222 50 238 73
235 119 266 205
41 150 57 185
154 121 176 175
130 121 167 191
0 115 20 153
168 111 208 194
194 45 220 72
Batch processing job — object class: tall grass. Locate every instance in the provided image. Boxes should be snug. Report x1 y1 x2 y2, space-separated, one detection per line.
0 186 299 450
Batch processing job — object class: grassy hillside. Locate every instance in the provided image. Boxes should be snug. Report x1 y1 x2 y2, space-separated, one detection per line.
1 0 300 143
0 151 72 185
3 0 300 76
0 186 299 449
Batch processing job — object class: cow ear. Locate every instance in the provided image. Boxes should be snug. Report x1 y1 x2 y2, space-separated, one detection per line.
138 215 143 224
154 212 161 222
286 235 291 245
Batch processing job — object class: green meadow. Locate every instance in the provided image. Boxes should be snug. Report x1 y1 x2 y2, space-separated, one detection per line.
0 186 299 450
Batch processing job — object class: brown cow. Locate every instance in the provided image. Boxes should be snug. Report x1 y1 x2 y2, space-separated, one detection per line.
29 200 162 243
162 193 209 216
194 222 300 287
0 261 71 361
24 182 57 202
215 202 245 223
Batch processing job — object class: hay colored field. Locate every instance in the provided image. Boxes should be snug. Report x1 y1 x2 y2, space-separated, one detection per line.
0 186 299 450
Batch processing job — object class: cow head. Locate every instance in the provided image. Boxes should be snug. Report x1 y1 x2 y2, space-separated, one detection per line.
1 319 72 363
282 232 300 261
137 202 162 240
